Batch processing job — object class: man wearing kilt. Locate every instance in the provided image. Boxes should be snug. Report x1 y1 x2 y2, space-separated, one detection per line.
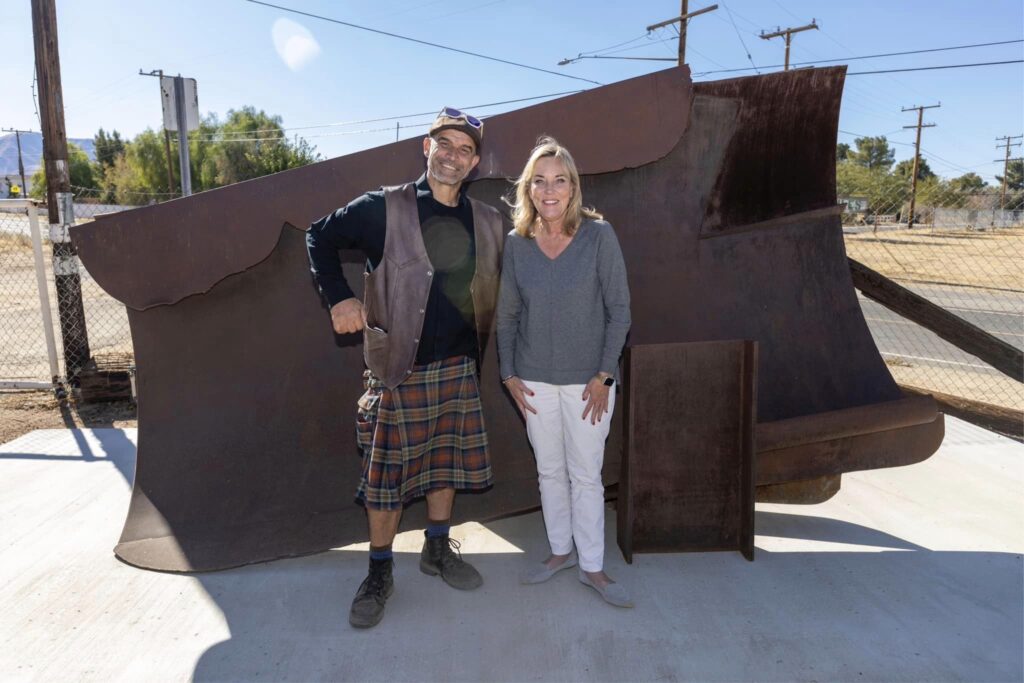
306 108 503 629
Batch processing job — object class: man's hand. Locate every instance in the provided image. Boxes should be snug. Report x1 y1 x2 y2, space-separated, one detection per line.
330 297 366 335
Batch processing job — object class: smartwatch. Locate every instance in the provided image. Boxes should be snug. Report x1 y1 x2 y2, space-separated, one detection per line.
602 376 614 387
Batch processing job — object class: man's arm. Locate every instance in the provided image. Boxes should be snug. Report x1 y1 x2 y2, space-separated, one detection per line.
305 193 385 334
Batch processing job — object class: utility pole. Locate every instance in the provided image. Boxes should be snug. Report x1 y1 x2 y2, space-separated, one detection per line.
759 20 819 70
1 127 32 193
139 69 177 195
646 2 718 66
901 103 940 228
994 134 1022 210
31 0 91 382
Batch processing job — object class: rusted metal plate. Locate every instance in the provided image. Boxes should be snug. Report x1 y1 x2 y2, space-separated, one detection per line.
70 64 944 572
617 342 756 563
698 68 846 233
72 68 692 312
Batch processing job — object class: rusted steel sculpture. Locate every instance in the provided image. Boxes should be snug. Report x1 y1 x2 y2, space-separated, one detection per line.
72 65 943 572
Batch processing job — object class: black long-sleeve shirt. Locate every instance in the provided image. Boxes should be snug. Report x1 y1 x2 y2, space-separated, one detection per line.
306 174 479 364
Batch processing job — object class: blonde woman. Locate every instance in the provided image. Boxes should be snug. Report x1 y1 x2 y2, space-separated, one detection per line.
496 137 632 607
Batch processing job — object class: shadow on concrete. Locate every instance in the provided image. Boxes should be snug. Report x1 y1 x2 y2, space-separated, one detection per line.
186 511 1023 682
0 425 136 484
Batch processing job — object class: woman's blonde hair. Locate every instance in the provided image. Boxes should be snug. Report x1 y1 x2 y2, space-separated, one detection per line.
506 136 602 238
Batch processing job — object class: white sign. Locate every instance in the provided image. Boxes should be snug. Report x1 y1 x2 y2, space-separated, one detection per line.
160 76 200 132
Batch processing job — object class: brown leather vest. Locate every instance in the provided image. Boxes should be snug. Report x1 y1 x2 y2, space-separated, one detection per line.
362 182 503 389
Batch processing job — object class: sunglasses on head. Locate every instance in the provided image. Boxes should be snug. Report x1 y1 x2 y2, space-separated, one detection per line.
441 107 482 129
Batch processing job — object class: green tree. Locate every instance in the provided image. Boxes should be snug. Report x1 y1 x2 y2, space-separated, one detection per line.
995 159 1023 191
836 160 909 215
893 157 935 181
28 142 96 199
90 106 319 204
948 172 987 193
194 107 318 188
849 136 895 171
93 128 126 169
836 142 851 161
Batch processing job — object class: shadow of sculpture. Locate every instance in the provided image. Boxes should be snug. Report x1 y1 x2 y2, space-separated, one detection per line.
187 512 1021 682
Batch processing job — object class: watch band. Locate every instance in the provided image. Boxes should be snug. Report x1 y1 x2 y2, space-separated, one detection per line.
602 376 614 386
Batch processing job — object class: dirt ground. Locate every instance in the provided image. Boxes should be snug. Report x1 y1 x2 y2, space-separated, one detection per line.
844 227 1024 291
0 389 137 445
884 358 1023 411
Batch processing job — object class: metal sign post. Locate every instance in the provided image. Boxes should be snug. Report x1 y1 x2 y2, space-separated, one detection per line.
159 75 200 197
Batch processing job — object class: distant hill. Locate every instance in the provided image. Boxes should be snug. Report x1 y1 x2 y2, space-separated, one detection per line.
0 132 96 176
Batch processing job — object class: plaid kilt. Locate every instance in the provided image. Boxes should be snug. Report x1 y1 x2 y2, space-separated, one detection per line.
355 355 492 510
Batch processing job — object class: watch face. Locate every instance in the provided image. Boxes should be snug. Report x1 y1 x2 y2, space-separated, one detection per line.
603 377 614 386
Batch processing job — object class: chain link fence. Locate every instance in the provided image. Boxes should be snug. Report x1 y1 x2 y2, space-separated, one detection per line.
841 182 1024 411
0 195 136 390
0 200 59 386
66 194 136 382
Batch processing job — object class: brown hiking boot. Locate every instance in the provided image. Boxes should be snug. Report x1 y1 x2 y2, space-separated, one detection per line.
419 532 483 590
349 557 394 629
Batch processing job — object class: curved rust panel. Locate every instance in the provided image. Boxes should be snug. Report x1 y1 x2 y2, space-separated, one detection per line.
69 65 943 572
71 67 692 312
698 67 845 232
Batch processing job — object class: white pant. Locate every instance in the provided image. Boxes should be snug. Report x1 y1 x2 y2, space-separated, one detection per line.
523 380 616 573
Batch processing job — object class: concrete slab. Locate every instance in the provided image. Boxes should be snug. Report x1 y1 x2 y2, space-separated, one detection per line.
1 419 1021 682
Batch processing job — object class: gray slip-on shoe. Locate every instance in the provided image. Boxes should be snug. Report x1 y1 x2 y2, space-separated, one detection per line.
519 553 578 585
578 570 634 608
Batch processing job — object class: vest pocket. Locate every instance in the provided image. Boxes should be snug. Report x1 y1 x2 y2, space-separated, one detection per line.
363 325 390 374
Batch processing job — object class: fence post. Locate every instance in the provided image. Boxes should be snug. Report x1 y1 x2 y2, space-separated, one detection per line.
28 201 61 387
50 193 91 381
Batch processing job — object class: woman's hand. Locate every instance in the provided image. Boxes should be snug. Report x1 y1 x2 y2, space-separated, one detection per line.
581 375 611 425
505 377 537 418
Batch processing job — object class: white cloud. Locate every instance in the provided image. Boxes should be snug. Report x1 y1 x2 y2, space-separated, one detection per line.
272 18 321 71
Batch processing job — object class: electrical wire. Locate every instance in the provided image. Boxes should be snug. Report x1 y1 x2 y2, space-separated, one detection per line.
578 31 654 58
719 3 760 74
190 90 583 139
689 39 1024 76
242 0 603 86
846 60 1023 75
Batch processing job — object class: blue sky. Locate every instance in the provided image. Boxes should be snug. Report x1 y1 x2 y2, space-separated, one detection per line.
1 0 1021 184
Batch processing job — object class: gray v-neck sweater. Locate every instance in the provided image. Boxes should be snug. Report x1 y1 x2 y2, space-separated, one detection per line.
496 219 631 385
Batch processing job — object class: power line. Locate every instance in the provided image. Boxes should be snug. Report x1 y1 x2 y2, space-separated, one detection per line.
720 2 759 74
242 0 603 86
847 60 1023 75
690 38 1024 76
577 31 653 58
191 90 584 138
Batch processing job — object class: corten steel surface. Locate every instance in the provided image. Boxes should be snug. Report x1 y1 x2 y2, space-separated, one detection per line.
72 65 943 572
617 342 756 563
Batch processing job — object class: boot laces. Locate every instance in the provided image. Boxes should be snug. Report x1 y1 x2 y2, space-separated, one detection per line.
363 561 390 597
435 537 463 569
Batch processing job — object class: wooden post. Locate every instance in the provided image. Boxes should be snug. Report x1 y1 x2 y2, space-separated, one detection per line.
902 103 939 227
645 3 717 67
759 21 818 71
849 258 1022 381
31 0 91 382
994 135 1022 211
